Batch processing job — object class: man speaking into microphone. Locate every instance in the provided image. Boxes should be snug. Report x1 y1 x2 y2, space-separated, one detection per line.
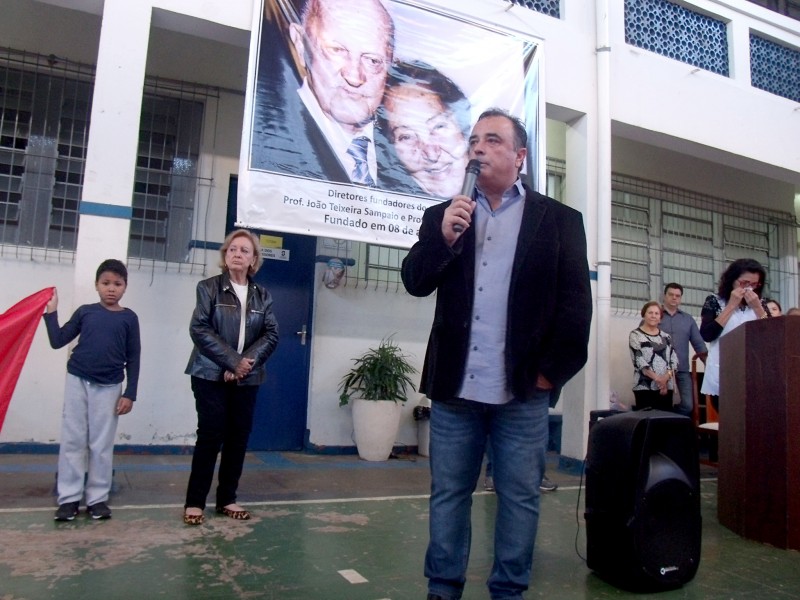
451 158 480 233
402 108 592 600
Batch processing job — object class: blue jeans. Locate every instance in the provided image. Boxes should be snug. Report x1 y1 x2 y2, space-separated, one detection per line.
674 371 693 416
425 392 550 600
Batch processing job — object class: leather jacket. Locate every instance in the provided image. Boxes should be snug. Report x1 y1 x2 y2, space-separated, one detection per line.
184 272 279 386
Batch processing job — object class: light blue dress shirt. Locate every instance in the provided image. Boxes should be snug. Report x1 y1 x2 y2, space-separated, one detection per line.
457 180 526 405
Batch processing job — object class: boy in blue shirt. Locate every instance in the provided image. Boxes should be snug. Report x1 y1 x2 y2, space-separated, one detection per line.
44 259 141 521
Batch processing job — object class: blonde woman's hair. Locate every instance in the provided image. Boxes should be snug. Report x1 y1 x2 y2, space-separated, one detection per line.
218 229 263 275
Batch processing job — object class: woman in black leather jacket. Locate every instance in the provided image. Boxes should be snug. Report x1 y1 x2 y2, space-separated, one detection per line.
182 229 279 525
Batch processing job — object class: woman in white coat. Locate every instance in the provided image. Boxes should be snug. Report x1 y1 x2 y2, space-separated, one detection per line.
699 258 771 412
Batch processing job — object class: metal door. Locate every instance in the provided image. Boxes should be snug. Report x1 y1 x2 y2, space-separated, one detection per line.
228 177 315 450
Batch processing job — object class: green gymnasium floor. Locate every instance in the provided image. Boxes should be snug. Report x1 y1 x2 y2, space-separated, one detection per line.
0 452 798 599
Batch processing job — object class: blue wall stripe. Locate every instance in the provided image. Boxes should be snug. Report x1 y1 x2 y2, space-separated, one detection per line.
80 202 132 219
188 239 223 251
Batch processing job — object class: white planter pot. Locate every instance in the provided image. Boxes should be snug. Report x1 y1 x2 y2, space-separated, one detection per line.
351 398 402 461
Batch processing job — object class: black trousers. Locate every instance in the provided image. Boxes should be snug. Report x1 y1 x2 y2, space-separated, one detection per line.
184 376 258 510
632 389 674 412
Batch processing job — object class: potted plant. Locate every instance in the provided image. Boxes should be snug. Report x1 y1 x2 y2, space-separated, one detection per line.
338 337 417 461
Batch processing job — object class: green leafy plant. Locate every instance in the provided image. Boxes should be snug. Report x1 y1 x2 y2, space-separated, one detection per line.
338 337 417 406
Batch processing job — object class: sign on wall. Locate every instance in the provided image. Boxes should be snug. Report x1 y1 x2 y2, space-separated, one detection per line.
238 0 542 248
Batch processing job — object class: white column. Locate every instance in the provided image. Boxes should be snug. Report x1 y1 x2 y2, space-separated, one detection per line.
73 0 152 304
559 0 612 461
728 16 751 83
561 114 601 461
593 0 613 424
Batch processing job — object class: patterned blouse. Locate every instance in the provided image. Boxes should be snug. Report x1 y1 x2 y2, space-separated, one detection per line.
698 293 770 396
629 328 679 391
699 294 770 343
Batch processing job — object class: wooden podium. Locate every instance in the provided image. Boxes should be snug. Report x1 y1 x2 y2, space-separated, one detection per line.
718 316 800 550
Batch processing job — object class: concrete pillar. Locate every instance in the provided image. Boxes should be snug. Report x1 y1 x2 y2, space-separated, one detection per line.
728 17 751 83
73 0 151 303
560 113 603 461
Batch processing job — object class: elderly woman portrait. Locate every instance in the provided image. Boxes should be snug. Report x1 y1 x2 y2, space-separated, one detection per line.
182 229 279 525
629 301 679 411
377 60 471 198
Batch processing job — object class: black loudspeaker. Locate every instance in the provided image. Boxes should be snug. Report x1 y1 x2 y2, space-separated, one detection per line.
584 410 701 591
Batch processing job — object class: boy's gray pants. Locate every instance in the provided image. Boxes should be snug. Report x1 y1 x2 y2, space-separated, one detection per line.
57 373 121 506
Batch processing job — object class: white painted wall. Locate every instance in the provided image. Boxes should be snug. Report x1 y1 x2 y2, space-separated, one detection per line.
0 0 102 62
0 0 247 446
1 259 75 443
306 261 435 448
613 137 797 212
609 0 800 181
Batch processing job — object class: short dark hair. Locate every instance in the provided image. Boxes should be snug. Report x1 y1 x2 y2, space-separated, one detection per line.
664 282 683 295
640 300 662 318
766 298 782 312
380 60 472 140
476 107 527 150
717 258 766 301
95 259 127 283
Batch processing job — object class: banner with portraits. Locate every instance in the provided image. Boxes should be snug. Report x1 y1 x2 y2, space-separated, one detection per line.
238 0 542 248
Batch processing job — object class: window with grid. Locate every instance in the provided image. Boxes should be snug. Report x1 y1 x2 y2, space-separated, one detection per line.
750 34 800 103
624 0 729 76
0 65 91 252
0 69 27 244
546 157 565 202
721 215 781 302
363 243 405 290
0 48 210 264
54 79 93 251
504 0 560 18
129 89 205 263
611 191 652 312
611 175 792 314
660 204 714 314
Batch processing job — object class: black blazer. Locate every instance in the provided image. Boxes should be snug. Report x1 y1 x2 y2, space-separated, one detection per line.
251 55 350 183
401 185 593 403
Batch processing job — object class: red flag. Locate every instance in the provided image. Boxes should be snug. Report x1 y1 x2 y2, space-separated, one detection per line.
0 287 54 433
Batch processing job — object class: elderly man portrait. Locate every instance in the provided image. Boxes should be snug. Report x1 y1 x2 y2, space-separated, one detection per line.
251 0 397 186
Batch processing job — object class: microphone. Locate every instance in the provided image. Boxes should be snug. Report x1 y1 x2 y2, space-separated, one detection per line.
452 159 481 233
